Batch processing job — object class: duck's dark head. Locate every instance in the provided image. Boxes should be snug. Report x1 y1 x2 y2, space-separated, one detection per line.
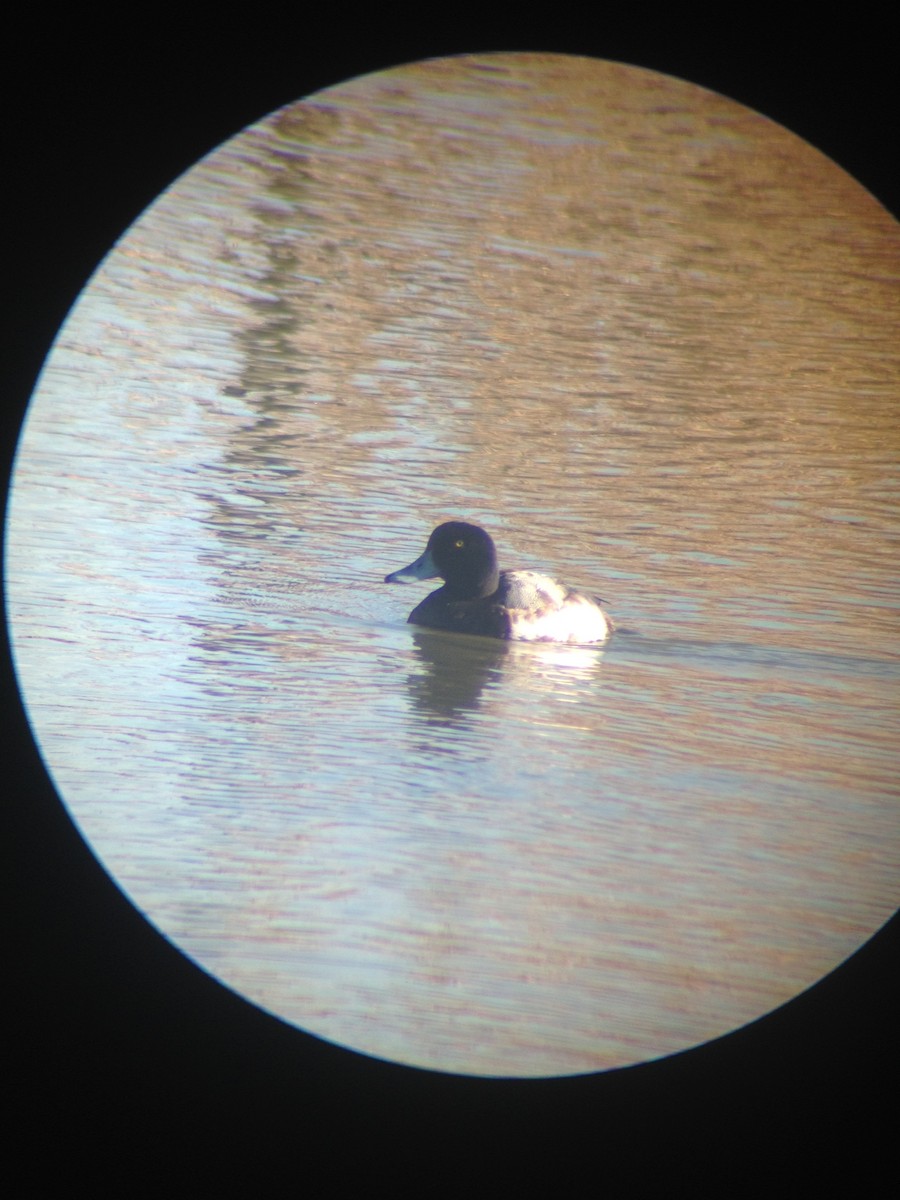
384 521 500 599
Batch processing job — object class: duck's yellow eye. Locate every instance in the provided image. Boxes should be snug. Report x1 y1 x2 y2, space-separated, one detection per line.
454 539 464 548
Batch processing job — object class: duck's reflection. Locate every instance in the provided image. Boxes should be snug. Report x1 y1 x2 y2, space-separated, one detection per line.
402 628 608 724
402 630 508 721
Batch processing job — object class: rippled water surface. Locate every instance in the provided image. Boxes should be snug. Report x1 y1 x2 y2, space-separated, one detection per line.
7 54 899 1076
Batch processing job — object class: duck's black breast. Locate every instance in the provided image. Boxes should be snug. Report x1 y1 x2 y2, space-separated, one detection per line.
407 585 512 638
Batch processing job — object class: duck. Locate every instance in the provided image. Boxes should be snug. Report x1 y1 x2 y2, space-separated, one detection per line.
384 521 613 644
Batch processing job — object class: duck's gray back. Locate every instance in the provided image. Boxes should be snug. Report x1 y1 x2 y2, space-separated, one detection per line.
498 570 570 611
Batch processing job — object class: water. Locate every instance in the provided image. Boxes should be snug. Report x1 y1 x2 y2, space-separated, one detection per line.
6 54 900 1077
